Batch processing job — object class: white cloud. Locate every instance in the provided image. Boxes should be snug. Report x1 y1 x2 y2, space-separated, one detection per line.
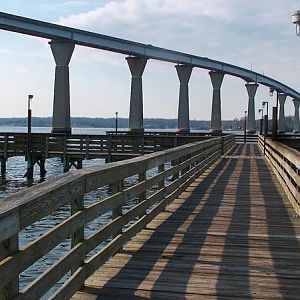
40 1 88 11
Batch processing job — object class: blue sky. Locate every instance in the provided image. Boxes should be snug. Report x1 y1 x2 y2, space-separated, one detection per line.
0 0 300 120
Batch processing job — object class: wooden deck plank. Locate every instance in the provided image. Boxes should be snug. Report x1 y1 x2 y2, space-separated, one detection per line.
72 144 300 299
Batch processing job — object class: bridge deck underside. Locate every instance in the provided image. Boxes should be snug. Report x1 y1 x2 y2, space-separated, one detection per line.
72 144 300 299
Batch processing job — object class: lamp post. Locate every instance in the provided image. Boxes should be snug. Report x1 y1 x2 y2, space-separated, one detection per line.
258 108 263 135
262 101 269 134
244 110 247 144
115 112 118 134
27 94 34 179
262 101 269 155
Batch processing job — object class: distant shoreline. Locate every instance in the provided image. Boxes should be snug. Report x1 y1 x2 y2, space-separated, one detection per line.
0 117 243 131
0 116 296 131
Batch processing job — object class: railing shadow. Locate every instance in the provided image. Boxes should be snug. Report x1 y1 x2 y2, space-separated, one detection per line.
216 155 251 298
256 157 300 298
88 147 239 299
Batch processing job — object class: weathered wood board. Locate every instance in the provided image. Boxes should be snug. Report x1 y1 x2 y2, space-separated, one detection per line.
72 144 300 299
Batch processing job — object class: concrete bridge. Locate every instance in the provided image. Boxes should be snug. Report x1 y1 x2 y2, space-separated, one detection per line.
0 12 299 134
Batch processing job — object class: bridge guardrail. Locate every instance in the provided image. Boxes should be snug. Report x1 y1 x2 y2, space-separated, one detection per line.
0 135 234 299
258 135 300 216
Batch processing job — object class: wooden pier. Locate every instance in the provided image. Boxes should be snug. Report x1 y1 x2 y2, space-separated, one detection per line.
0 134 299 299
72 143 300 299
0 132 216 175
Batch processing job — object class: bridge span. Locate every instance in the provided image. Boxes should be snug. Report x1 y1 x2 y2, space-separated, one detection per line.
0 12 299 134
0 133 299 299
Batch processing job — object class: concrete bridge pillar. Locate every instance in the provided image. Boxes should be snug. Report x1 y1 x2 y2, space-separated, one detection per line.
209 71 224 134
126 56 147 132
49 39 75 134
245 83 258 133
278 93 287 133
292 98 300 133
176 64 193 133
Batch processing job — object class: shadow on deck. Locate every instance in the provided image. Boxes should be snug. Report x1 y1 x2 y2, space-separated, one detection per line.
73 144 300 300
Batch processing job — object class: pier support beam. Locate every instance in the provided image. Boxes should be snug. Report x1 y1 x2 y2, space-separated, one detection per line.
1 158 6 176
126 56 147 133
209 71 224 134
50 39 75 134
245 83 258 133
176 64 193 133
293 98 300 133
278 93 287 134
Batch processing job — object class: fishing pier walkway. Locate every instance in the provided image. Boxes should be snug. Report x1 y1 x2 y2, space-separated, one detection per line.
72 143 300 300
0 134 299 299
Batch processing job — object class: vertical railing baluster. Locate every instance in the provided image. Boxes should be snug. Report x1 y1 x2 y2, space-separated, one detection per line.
71 196 84 274
158 164 165 190
112 180 123 236
139 172 146 203
0 235 19 299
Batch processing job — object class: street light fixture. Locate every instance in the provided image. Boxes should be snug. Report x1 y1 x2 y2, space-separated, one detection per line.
269 87 274 97
292 10 300 36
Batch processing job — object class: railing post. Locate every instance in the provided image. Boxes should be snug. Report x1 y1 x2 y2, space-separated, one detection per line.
264 114 268 155
1 158 6 176
112 180 123 236
107 135 112 163
272 106 278 140
220 136 224 155
139 171 146 202
62 134 69 172
86 136 90 159
0 235 19 299
171 159 179 181
3 134 8 161
45 135 49 159
39 159 47 177
71 196 84 273
158 164 165 190
141 135 145 155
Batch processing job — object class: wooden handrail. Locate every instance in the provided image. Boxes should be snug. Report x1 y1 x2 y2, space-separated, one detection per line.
0 135 235 299
258 135 300 216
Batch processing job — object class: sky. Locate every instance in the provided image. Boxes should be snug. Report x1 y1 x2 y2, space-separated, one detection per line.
0 0 300 120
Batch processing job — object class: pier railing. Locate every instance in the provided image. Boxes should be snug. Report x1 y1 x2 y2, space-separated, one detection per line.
0 132 214 159
258 135 300 216
0 135 234 300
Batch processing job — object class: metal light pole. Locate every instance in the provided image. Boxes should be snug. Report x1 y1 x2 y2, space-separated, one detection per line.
262 101 269 155
115 112 118 134
244 110 247 144
262 101 269 134
258 108 263 135
27 94 34 179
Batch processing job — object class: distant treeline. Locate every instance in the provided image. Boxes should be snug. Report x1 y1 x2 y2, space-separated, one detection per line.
0 116 296 131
